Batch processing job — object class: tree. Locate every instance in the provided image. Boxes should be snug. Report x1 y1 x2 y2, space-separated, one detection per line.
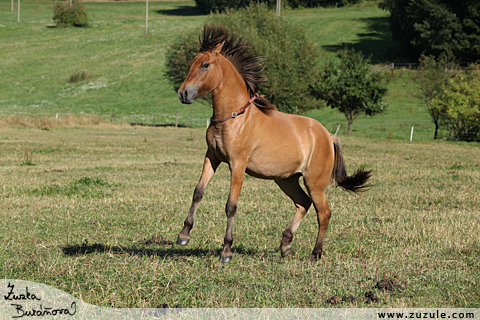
311 49 387 135
164 5 320 114
415 54 459 139
435 65 480 141
388 0 480 62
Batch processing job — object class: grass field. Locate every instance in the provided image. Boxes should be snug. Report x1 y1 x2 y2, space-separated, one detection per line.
1 0 479 310
0 125 479 308
0 0 443 141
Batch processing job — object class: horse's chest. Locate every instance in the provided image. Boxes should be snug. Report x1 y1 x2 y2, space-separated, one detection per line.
206 127 229 162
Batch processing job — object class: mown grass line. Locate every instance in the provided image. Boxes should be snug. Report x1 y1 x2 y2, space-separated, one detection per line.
0 126 479 308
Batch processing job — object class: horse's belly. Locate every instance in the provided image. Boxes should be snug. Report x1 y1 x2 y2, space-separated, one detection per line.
246 157 303 180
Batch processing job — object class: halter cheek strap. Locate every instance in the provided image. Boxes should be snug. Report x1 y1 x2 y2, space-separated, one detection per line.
210 93 260 124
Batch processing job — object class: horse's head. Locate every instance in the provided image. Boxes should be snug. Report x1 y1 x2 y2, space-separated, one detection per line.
178 42 224 104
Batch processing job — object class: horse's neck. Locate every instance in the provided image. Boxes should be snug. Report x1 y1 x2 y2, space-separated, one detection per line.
211 58 251 120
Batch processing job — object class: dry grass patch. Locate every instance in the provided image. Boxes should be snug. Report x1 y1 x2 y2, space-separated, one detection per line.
0 115 130 129
0 127 478 308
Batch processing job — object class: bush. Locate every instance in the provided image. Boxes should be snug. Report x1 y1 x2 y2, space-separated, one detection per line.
435 65 480 141
53 0 88 28
164 29 200 93
164 5 320 114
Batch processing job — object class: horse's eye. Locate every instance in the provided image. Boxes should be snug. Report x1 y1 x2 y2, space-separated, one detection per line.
202 62 210 69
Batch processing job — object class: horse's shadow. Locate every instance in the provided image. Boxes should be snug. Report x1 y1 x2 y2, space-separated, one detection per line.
61 243 258 259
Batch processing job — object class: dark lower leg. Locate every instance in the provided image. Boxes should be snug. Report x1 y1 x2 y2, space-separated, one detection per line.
177 186 204 245
220 202 237 263
309 204 330 262
280 229 294 257
308 227 327 262
177 151 218 246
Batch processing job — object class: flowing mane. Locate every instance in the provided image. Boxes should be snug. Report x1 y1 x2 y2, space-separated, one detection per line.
200 25 277 115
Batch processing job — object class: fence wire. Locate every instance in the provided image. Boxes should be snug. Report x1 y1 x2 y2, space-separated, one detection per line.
1 111 479 141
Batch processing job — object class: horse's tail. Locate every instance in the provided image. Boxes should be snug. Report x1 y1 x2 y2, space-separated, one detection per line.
331 136 372 193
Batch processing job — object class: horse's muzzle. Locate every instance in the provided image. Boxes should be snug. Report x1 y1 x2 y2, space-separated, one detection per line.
178 85 198 104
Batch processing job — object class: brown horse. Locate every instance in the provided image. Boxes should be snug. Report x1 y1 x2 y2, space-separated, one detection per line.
176 25 371 263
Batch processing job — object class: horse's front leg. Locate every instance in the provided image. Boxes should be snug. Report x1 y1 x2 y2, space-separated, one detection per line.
177 149 220 246
220 163 246 263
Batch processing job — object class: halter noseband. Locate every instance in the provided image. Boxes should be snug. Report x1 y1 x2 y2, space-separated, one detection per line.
210 93 260 124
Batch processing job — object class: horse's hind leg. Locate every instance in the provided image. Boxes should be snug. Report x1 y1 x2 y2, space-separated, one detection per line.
303 182 331 263
275 174 312 257
177 150 219 246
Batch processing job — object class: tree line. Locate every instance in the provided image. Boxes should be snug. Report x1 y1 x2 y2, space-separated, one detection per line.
165 0 479 141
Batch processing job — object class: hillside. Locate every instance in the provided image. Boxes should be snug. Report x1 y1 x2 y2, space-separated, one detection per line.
1 1 435 140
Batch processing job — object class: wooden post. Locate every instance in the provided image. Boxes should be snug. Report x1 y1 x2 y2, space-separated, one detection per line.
153 112 155 126
175 111 179 128
276 0 281 17
145 0 148 35
11 0 14 12
410 126 414 141
17 0 20 22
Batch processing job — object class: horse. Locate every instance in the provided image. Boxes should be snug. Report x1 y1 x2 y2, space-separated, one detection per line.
176 25 371 263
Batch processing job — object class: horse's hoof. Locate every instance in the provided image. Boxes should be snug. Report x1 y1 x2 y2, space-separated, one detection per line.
176 237 190 246
307 253 321 263
281 247 292 257
219 255 232 263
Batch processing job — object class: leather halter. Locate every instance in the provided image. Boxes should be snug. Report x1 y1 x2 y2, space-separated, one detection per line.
210 93 260 124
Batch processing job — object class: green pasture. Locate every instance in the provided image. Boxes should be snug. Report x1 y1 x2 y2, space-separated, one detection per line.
0 0 441 140
0 126 479 308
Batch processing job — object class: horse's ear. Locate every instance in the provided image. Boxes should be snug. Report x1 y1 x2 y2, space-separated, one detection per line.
212 42 224 56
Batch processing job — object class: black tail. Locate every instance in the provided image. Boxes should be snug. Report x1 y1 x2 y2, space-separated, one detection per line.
331 137 372 193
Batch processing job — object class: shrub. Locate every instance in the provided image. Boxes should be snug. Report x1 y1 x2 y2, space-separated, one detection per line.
164 29 200 93
164 5 320 114
435 65 480 141
53 0 88 28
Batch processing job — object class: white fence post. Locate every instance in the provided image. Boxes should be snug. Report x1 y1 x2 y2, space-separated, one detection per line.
334 124 341 136
410 126 414 141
